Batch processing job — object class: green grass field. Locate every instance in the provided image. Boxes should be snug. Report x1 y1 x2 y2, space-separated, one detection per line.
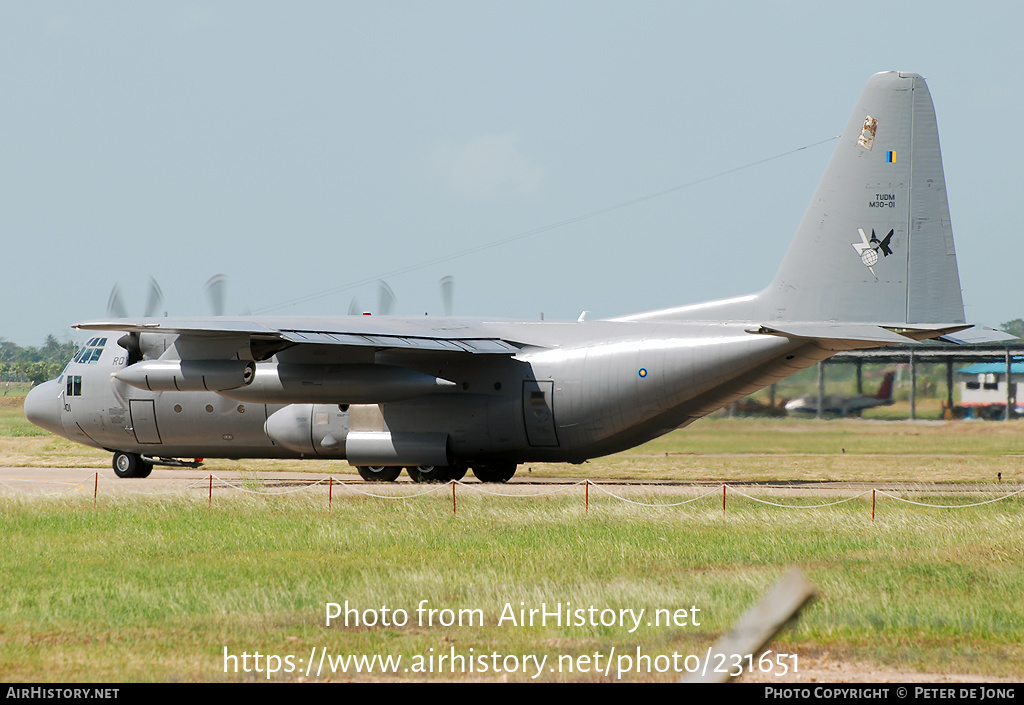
3 401 1024 682
2 493 1022 682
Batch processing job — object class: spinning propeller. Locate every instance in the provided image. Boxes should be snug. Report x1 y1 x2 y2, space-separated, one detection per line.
106 277 165 318
347 276 455 316
106 274 243 318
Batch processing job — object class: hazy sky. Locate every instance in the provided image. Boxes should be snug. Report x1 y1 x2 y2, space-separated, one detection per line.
2 1 1021 345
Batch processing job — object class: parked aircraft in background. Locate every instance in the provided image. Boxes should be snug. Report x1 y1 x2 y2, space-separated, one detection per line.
25 72 1000 482
785 371 896 417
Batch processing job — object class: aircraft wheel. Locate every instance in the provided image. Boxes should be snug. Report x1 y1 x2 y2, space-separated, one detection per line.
356 465 401 482
112 451 149 479
471 463 517 483
406 465 453 483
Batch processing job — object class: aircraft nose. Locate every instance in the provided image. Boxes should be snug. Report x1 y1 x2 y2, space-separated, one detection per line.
24 380 65 436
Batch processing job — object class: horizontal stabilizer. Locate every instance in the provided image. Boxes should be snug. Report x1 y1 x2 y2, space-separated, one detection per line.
748 323 913 345
940 326 1018 345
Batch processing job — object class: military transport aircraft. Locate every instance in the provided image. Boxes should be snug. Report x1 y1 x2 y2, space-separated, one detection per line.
24 72 998 483
784 371 896 417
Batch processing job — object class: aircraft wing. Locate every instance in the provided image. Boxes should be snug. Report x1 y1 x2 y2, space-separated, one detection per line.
74 317 525 357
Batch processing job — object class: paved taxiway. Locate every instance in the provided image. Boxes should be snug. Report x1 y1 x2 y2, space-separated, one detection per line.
0 466 1016 500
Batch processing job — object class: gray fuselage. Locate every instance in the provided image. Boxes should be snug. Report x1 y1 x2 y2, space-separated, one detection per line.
27 318 824 466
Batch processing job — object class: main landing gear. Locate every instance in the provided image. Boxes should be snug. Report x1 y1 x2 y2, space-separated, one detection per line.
353 464 517 483
471 463 517 483
355 465 402 482
405 465 467 483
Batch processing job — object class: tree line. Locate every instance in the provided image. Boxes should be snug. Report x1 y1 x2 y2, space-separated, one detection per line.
1 336 80 386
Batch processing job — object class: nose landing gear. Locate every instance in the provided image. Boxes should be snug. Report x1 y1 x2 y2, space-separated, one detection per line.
112 451 153 479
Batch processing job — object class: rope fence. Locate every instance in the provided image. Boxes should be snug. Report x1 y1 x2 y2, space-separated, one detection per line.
2 472 1023 520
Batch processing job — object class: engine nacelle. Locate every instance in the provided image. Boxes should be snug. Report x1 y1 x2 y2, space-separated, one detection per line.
220 363 456 404
263 403 350 456
114 359 256 392
263 404 451 465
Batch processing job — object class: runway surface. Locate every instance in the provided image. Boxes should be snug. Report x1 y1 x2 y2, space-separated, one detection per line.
1 466 1017 499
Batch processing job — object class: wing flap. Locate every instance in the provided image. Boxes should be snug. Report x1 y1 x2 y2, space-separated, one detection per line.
277 328 518 353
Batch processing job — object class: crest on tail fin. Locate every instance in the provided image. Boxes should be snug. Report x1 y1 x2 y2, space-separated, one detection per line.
853 228 895 277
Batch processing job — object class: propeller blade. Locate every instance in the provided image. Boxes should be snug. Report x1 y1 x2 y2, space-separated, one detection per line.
377 280 396 316
204 274 227 316
439 275 454 316
144 277 165 318
106 285 128 319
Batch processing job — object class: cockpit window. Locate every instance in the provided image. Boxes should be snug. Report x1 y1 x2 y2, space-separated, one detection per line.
74 338 105 365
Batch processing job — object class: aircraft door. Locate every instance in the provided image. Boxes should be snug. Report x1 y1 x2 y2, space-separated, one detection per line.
522 380 559 447
129 399 163 444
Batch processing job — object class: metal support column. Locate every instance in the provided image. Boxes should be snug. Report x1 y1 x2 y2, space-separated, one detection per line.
909 352 917 421
946 358 954 419
816 362 825 420
1006 351 1013 421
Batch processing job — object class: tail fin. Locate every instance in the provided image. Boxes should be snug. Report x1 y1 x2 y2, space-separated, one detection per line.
875 371 895 400
762 71 965 326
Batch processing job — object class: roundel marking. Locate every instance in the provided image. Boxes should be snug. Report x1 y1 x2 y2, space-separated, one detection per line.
638 368 648 378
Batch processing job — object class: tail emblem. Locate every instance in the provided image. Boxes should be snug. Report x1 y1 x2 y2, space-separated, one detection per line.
857 115 878 150
852 228 894 278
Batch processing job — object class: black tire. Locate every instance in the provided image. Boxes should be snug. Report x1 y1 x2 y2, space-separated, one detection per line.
112 451 148 479
472 463 517 483
356 465 401 482
406 465 453 483
136 460 154 478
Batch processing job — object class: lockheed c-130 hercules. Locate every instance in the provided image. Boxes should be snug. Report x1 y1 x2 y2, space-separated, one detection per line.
25 72 1003 483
